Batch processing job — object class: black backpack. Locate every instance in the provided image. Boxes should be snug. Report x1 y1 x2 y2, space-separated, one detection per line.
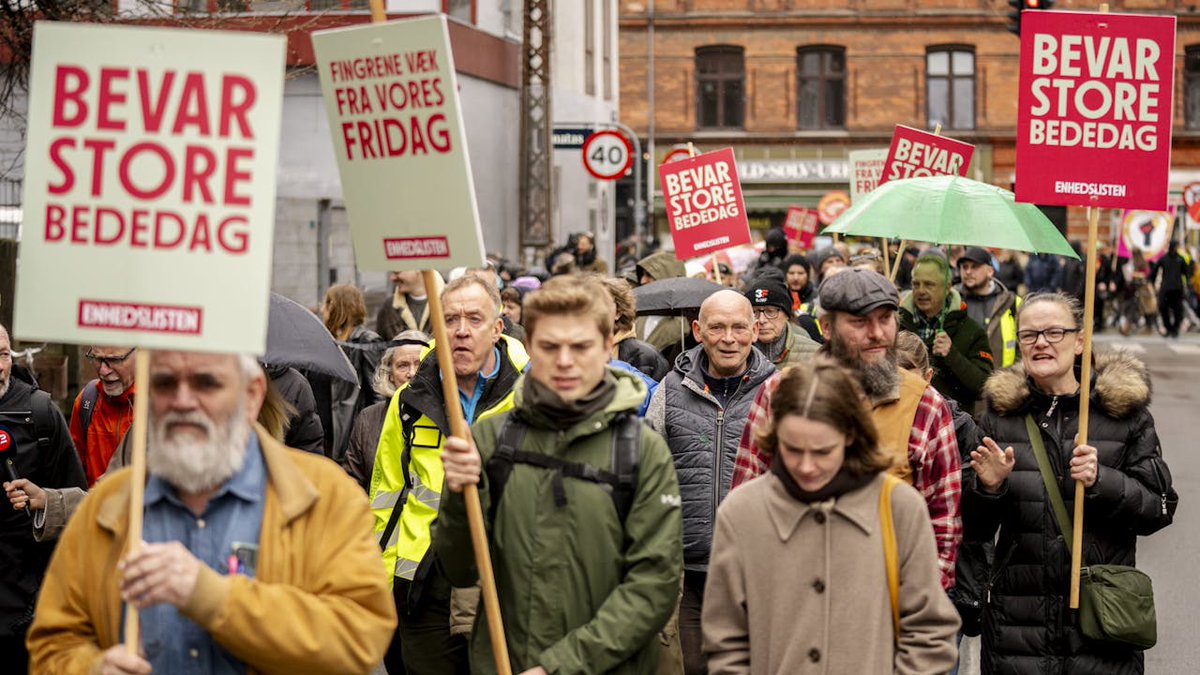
486 411 641 524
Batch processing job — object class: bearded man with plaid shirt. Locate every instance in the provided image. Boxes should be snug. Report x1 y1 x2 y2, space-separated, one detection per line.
730 268 962 591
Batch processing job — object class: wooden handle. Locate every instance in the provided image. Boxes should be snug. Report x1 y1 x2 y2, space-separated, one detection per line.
889 240 907 282
711 253 723 284
423 270 513 675
1070 205 1100 609
123 349 151 654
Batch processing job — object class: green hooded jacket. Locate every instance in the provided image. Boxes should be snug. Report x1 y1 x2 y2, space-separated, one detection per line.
899 287 994 412
436 368 684 675
635 251 691 354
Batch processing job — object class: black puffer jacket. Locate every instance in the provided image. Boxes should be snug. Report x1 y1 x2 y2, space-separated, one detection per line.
0 375 86 636
965 352 1177 675
645 346 775 571
264 364 324 454
616 336 670 382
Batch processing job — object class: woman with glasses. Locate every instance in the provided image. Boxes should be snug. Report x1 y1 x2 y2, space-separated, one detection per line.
965 292 1176 674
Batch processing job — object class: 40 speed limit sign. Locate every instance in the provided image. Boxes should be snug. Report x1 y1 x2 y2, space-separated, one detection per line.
582 130 633 181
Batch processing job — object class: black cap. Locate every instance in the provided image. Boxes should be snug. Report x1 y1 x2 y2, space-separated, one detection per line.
744 278 792 313
812 246 847 271
818 268 899 316
958 246 993 267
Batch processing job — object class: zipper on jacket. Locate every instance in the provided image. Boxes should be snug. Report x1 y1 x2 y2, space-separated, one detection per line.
713 409 724 518
1045 395 1059 418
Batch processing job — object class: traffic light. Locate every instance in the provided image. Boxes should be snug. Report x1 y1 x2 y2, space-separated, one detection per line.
1008 0 1057 36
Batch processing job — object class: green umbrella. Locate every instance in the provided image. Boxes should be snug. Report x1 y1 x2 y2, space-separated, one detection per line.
823 174 1079 260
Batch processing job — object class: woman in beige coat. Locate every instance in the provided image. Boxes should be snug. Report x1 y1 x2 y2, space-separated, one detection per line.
703 360 960 674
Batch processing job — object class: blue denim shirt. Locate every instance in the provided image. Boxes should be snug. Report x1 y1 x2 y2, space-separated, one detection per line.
134 434 267 674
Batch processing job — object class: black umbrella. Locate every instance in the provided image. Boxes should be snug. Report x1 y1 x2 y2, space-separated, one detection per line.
264 293 357 384
633 277 725 315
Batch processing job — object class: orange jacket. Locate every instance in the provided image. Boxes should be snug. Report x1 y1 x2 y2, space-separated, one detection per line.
68 381 134 486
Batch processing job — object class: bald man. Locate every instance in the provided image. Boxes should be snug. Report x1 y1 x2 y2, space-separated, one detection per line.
645 290 777 675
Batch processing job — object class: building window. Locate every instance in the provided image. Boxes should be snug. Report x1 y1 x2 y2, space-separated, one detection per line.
796 46 845 130
696 46 744 129
1187 46 1200 130
445 0 474 22
603 0 613 101
585 0 595 96
926 47 975 130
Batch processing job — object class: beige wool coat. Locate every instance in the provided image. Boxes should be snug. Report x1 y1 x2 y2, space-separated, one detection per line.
702 471 960 675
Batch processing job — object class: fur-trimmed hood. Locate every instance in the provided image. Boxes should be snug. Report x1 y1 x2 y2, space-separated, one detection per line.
984 349 1151 418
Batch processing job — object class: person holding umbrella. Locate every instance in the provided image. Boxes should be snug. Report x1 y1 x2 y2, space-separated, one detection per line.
899 249 994 413
966 292 1176 674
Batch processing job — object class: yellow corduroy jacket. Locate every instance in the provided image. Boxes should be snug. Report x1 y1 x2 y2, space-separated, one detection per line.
26 424 397 675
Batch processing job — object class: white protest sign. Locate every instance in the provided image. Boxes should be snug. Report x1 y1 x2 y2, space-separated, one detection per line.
848 148 888 203
313 16 484 272
14 22 285 353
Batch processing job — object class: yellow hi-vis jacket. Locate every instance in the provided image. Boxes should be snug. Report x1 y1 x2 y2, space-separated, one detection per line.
368 336 529 587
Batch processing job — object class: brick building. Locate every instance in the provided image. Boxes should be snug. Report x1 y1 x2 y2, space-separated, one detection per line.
618 0 1200 244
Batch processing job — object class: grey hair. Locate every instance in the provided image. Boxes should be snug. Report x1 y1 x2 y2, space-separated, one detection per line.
237 354 262 381
372 330 429 397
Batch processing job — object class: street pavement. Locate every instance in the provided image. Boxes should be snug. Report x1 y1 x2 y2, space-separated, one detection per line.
1108 331 1200 673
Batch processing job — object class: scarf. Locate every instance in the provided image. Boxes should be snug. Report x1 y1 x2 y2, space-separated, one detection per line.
770 451 876 504
523 372 617 430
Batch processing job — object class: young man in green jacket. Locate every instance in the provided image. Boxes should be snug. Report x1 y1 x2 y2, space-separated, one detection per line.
438 275 683 675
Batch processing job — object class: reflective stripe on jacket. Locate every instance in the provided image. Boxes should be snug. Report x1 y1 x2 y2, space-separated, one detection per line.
368 336 529 586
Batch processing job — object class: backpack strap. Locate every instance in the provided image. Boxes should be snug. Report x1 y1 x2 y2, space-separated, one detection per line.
485 412 642 524
485 413 528 523
76 380 101 453
610 412 641 523
30 389 60 450
879 473 901 645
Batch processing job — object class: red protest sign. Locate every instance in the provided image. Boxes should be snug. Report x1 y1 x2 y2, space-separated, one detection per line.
784 207 819 251
880 125 974 184
661 147 751 260
1016 11 1176 211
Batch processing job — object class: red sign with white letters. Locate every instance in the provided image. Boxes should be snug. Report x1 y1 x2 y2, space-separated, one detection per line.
1016 11 1176 210
881 125 974 185
660 147 751 260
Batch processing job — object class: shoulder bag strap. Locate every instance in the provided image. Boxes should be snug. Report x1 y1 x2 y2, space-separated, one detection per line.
1024 415 1073 553
879 473 901 645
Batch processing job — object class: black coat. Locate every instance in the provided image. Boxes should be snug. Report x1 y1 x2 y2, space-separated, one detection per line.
265 364 325 455
617 337 670 382
965 353 1177 675
0 376 86 635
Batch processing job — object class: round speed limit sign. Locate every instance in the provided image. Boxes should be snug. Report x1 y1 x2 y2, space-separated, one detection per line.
582 130 633 181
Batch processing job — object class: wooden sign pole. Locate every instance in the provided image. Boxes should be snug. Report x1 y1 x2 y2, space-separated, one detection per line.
123 349 151 654
365 2 511 672
1068 2 1110 611
1071 203 1100 610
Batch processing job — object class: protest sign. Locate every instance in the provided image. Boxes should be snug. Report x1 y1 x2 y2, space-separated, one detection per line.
784 206 819 250
1182 182 1200 230
1016 11 1175 211
660 147 750 260
313 15 484 272
880 125 973 185
817 191 851 226
14 22 285 353
1116 208 1175 262
848 148 888 202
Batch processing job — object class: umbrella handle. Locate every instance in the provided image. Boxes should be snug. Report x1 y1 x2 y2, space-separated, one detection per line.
889 240 907 282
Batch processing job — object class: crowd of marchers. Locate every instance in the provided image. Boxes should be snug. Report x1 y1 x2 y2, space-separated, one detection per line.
0 227 1187 675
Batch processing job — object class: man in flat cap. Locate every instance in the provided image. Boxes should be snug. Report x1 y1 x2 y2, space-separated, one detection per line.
744 278 819 368
730 269 962 593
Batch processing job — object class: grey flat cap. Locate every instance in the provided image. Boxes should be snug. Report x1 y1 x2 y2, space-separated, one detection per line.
818 268 899 316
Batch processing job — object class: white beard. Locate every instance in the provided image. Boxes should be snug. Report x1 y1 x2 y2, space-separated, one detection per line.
148 402 250 495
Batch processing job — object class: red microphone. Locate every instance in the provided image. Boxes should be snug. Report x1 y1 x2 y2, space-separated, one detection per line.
0 428 30 518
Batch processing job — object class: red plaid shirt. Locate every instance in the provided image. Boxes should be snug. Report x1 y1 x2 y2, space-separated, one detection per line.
731 372 962 590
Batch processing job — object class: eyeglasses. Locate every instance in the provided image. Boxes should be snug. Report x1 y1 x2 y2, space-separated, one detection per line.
1016 327 1080 345
752 307 782 320
84 348 136 368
